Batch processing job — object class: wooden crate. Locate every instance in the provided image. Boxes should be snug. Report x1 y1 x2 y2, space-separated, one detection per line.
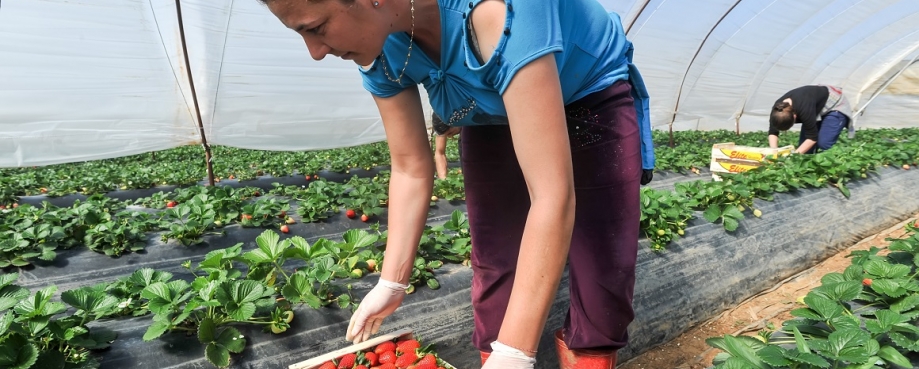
288 328 456 369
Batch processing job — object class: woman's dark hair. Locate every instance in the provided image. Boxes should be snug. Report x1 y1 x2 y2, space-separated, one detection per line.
769 102 795 131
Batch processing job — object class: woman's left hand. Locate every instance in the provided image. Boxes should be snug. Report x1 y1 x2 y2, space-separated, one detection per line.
481 342 536 369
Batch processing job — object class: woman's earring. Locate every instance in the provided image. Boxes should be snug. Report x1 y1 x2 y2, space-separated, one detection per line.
373 1 379 6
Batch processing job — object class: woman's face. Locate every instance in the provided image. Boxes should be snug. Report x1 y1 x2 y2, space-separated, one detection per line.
268 0 388 66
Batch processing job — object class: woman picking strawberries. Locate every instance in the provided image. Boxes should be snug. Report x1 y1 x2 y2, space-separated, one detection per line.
260 0 654 367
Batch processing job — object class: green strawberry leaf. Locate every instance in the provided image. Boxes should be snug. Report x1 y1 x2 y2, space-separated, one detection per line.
205 343 230 368
143 321 171 341
723 217 740 232
703 205 722 223
0 341 38 369
342 229 378 250
803 294 842 320
61 287 119 317
0 285 30 311
0 273 19 290
719 335 769 369
216 327 246 353
891 295 919 314
756 345 792 366
827 328 870 356
198 318 216 344
878 345 911 368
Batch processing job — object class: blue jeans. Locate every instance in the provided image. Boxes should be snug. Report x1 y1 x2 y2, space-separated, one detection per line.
798 111 849 154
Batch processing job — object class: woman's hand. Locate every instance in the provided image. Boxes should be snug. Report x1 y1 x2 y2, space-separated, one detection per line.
481 342 536 369
345 278 409 344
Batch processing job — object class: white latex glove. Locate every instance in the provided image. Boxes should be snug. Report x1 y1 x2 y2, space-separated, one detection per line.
346 278 408 343
481 341 536 369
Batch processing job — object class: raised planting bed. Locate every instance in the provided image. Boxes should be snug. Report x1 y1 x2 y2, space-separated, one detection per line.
4 167 916 369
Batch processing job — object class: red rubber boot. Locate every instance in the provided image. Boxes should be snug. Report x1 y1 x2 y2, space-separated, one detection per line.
554 330 618 369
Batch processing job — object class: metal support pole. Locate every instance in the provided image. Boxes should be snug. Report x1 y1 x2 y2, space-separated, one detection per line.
175 0 215 186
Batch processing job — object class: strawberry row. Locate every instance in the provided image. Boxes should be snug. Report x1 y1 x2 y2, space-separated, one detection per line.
0 222 466 369
706 221 919 368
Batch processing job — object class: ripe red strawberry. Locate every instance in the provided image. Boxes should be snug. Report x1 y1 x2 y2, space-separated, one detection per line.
863 278 873 287
305 175 311 181
0 205 5 210
396 340 421 355
411 364 437 369
338 353 357 369
378 364 396 369
365 351 379 366
394 351 417 368
253 191 261 196
355 366 368 369
318 362 336 369
378 350 397 364
346 209 357 219
279 211 287 218
166 201 177 208
417 354 436 367
280 225 290 233
374 342 396 355
361 214 370 222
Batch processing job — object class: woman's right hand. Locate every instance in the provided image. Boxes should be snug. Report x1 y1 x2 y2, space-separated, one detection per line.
345 278 409 344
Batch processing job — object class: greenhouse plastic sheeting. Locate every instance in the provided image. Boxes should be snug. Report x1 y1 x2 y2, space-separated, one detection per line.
2 0 919 167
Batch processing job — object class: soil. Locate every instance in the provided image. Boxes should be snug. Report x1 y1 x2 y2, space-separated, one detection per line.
619 214 919 369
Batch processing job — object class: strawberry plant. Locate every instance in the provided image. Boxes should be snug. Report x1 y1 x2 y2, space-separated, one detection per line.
159 199 221 246
292 180 346 222
639 188 695 251
707 222 919 368
238 198 289 228
432 169 465 201
83 210 158 256
417 211 472 264
0 273 119 369
0 203 81 268
140 262 280 368
340 176 387 218
101 268 175 317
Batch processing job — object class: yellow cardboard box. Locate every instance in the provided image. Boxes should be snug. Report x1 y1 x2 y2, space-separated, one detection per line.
711 143 793 162
709 143 794 180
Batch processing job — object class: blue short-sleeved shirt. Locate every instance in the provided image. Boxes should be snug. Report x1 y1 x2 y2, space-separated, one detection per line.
360 0 655 169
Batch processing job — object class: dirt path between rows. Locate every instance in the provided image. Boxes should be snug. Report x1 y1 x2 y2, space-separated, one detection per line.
620 214 919 369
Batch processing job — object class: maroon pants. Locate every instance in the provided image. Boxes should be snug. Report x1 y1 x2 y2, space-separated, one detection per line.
462 80 641 352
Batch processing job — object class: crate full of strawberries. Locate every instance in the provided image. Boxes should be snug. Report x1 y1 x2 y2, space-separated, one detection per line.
288 328 457 369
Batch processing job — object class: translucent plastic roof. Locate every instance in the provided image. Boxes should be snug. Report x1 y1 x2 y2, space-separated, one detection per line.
2 0 918 167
